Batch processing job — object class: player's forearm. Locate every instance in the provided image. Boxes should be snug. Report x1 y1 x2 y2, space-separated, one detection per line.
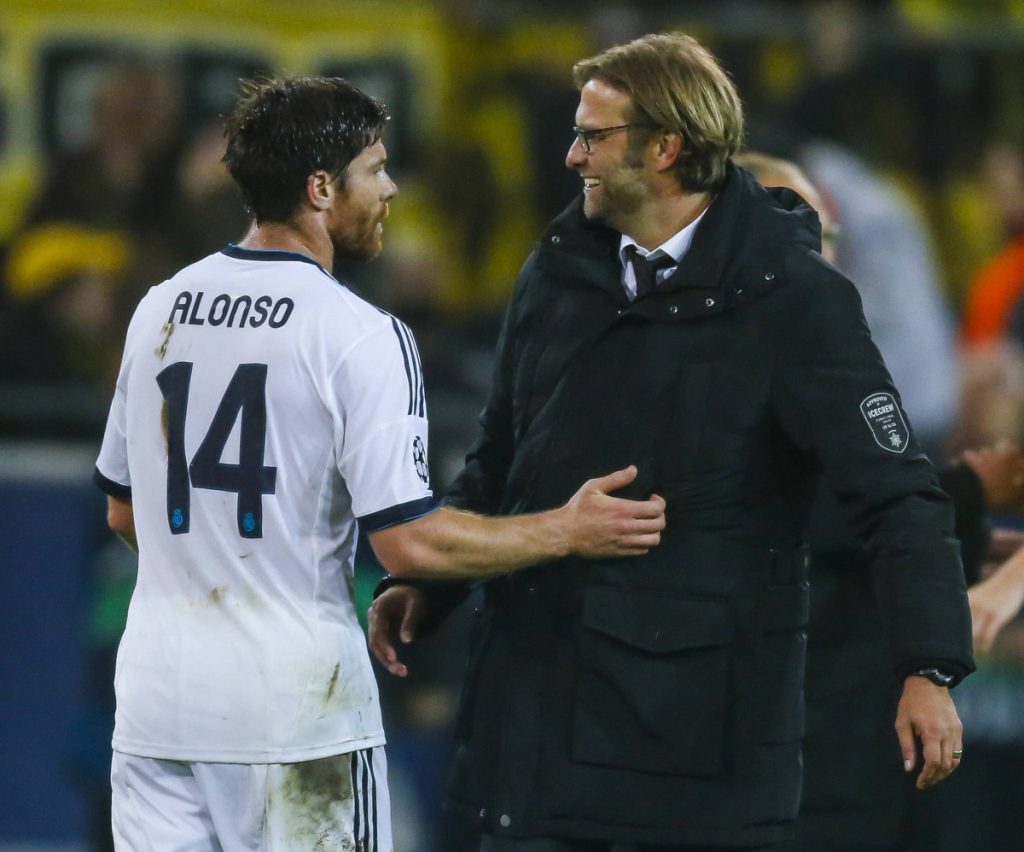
107 495 138 553
369 506 570 579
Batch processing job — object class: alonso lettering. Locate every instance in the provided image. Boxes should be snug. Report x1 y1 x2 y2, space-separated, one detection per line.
168 291 295 329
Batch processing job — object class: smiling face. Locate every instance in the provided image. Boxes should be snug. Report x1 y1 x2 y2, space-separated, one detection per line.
328 139 397 262
566 79 653 232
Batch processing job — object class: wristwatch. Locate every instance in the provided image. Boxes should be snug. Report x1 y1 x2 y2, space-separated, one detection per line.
908 666 956 687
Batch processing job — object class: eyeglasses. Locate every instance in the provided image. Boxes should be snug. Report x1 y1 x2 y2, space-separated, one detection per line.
572 123 658 154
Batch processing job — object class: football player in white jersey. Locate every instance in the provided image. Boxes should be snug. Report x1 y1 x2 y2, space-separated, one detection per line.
94 76 665 851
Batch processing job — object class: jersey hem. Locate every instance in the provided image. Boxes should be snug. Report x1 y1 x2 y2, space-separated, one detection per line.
93 467 131 499
111 731 386 764
358 496 439 532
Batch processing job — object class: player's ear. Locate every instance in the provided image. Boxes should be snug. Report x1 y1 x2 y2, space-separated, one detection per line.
654 131 683 172
306 170 334 211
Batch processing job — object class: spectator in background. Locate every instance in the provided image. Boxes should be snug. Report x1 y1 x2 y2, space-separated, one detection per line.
169 119 250 263
733 151 839 262
22 56 185 300
801 141 959 451
0 223 130 387
962 144 1024 348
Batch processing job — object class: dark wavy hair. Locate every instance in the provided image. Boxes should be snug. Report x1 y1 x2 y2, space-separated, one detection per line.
223 76 389 224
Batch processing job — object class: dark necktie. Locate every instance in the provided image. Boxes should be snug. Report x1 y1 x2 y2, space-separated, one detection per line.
626 246 674 298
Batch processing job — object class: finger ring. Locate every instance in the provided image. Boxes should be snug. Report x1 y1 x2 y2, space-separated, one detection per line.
952 749 963 759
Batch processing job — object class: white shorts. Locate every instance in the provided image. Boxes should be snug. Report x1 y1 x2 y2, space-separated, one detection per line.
111 747 392 851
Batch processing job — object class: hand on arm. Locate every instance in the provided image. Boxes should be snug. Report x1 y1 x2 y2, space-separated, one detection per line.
894 676 964 790
368 465 665 580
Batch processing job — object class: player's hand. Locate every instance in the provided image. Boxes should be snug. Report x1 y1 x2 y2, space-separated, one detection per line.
367 586 426 677
969 546 1024 654
895 676 964 790
562 466 666 558
960 440 1024 511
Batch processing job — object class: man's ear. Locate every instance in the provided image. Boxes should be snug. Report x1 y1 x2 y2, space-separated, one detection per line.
653 132 683 173
307 170 334 211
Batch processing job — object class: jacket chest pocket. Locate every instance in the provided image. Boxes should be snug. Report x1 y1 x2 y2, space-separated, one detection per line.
572 585 734 777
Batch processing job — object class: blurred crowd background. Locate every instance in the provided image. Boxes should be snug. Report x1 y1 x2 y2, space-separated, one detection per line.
5 0 1024 849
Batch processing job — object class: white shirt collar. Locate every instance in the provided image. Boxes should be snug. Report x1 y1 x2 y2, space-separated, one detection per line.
619 205 709 267
618 205 710 297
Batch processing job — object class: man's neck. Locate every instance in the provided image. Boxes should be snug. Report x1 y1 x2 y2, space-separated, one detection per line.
623 190 712 252
238 218 333 270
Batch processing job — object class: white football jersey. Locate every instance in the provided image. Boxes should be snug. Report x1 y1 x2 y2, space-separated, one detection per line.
95 245 434 763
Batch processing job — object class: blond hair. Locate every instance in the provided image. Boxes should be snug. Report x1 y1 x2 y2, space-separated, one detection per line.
573 33 743 192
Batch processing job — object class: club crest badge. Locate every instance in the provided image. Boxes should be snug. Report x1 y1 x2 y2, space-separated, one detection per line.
412 436 429 483
860 392 909 454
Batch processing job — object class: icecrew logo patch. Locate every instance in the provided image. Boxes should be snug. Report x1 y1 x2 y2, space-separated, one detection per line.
412 436 429 483
860 392 909 454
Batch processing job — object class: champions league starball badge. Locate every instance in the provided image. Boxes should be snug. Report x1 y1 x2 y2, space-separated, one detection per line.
412 436 429 482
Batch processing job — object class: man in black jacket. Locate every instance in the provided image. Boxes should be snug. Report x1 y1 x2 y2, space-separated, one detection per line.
370 33 973 851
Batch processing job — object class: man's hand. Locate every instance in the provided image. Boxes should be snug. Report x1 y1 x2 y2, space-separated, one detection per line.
561 465 666 558
969 545 1024 654
961 440 1024 511
895 676 964 790
368 586 426 677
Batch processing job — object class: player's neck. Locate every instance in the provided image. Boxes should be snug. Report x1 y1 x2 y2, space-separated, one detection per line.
237 219 333 270
622 189 711 251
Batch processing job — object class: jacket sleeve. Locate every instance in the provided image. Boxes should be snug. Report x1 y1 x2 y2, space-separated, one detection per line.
771 247 975 681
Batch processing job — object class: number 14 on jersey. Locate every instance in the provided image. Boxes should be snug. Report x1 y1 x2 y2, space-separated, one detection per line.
156 362 277 538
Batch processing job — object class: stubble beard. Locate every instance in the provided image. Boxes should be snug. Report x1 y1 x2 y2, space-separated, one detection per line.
586 172 646 233
334 212 383 263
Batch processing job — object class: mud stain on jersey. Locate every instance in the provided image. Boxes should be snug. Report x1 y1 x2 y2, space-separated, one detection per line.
325 663 341 703
156 322 175 360
208 585 227 605
273 755 356 850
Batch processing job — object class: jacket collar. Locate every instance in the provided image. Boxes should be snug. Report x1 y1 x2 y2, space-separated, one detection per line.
538 162 823 320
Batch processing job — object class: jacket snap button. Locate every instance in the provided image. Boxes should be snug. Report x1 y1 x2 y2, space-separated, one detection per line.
500 814 512 828
734 287 743 295
705 298 715 307
551 235 561 244
764 271 775 281
668 305 678 315
479 809 487 819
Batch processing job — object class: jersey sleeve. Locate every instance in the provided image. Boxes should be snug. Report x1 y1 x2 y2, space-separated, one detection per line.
331 315 436 531
94 329 134 499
